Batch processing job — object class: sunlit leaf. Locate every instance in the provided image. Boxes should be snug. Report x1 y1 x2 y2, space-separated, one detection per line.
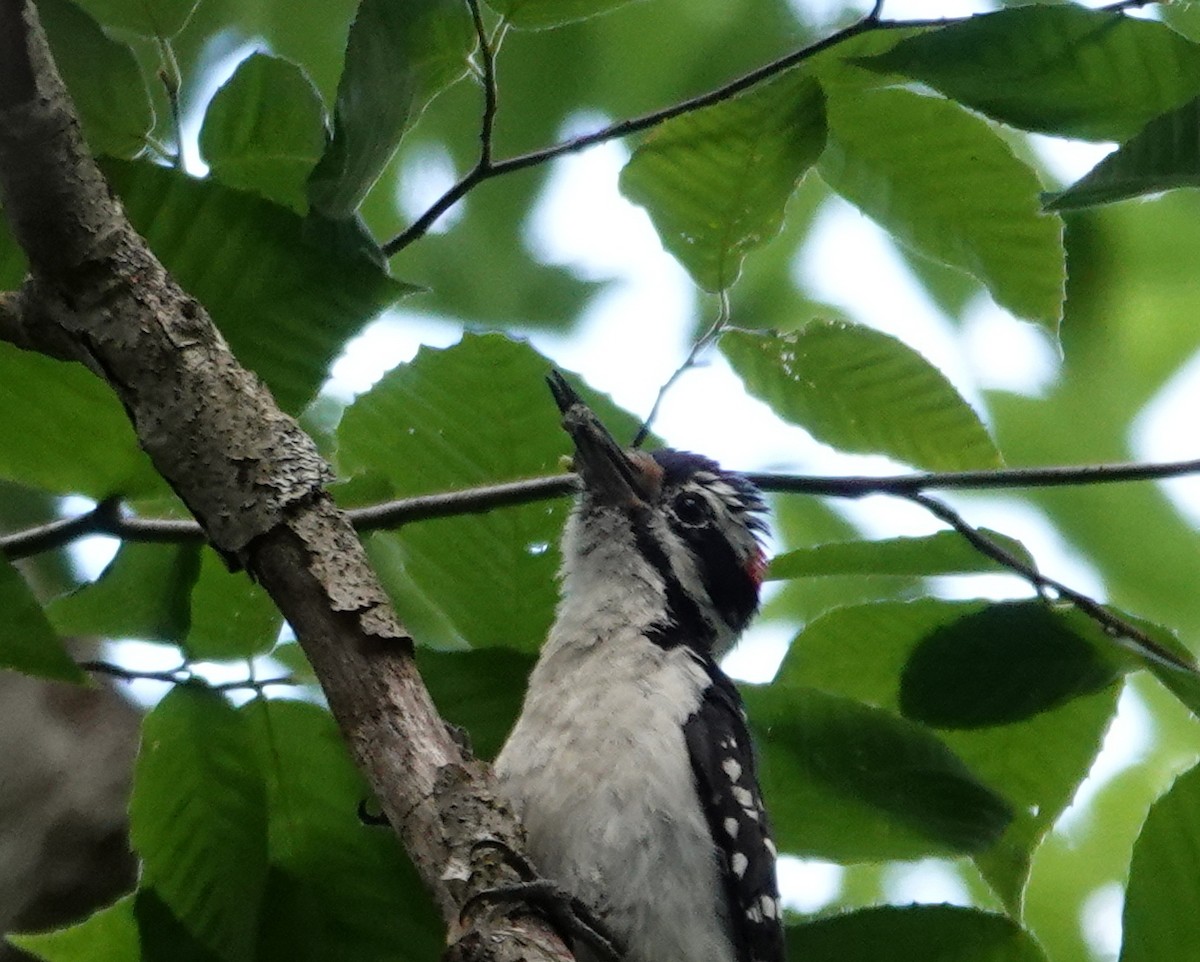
0 557 86 683
721 324 1000 470
241 700 442 960
268 641 317 685
48 542 202 644
130 686 269 962
0 344 162 497
105 160 415 413
10 894 140 962
747 683 1012 862
788 904 1048 961
780 598 1119 910
184 549 283 661
1121 760 1200 962
860 7 1200 142
620 72 826 291
337 333 643 652
199 53 326 213
307 0 474 218
40 0 153 157
1048 98 1200 210
818 87 1064 328
899 601 1126 729
70 0 199 35
768 530 1030 580
418 648 535 760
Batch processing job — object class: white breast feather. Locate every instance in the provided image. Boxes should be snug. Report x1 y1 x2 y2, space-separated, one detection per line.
494 506 734 962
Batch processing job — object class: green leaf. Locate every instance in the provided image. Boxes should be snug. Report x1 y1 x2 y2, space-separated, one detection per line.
818 87 1065 329
199 54 327 213
747 683 1012 861
0 344 162 497
184 549 283 661
859 7 1200 142
134 889 222 962
130 686 269 962
104 159 415 413
1121 760 1200 962
48 542 202 644
337 333 643 652
267 641 317 684
780 598 1119 910
241 700 443 961
39 0 154 157
70 0 199 35
307 0 474 218
788 905 1048 962
899 601 1126 729
485 0 637 30
10 895 140 962
1048 98 1200 211
768 529 1032 581
721 324 1000 471
418 648 535 759
0 557 85 682
619 72 826 291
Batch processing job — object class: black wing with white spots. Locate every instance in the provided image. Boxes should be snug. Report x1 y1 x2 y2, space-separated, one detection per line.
683 659 784 962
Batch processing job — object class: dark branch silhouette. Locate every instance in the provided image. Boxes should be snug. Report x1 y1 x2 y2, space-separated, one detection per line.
904 492 1197 674
6 455 1200 560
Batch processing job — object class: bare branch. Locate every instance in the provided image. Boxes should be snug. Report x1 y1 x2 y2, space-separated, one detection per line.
383 5 926 255
905 492 1197 674
79 658 189 686
8 456 1200 561
745 456 1200 497
468 0 499 169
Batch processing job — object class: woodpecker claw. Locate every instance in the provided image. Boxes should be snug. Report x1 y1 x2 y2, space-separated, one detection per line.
461 878 625 962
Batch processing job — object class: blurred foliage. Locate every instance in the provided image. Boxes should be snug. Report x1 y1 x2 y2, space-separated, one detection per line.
5 0 1200 959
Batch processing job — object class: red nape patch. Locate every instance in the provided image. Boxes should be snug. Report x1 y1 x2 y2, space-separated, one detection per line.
745 547 768 589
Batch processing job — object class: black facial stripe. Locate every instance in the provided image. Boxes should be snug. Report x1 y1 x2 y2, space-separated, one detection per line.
630 509 715 653
667 515 759 633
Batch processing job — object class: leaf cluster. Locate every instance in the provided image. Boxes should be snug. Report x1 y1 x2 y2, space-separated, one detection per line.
4 0 1200 960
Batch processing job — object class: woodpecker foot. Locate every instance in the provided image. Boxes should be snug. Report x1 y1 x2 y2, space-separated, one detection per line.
461 847 624 962
357 799 390 827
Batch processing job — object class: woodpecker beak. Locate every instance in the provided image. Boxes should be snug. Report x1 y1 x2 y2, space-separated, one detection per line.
547 371 662 507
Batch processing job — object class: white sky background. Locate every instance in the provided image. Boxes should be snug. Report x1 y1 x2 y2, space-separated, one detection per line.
77 0 1200 939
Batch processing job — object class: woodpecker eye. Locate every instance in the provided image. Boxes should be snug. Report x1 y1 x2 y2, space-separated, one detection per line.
672 491 710 525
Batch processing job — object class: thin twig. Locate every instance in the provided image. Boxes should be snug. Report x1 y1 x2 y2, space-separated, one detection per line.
467 0 499 169
632 294 730 448
215 674 300 692
383 7 934 255
905 492 1196 674
80 658 301 692
744 456 1200 497
382 0 1169 255
80 659 189 685
7 457 1200 560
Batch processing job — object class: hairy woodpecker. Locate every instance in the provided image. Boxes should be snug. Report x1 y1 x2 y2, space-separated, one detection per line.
494 373 783 962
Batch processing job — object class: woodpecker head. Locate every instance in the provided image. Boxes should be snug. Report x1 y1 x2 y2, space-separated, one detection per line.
548 371 768 658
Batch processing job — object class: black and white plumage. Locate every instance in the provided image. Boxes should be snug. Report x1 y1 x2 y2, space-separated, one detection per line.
494 374 783 962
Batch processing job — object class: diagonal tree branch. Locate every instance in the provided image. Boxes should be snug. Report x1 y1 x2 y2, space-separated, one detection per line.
0 4 568 960
904 491 1196 673
382 0 1169 255
384 2 899 255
